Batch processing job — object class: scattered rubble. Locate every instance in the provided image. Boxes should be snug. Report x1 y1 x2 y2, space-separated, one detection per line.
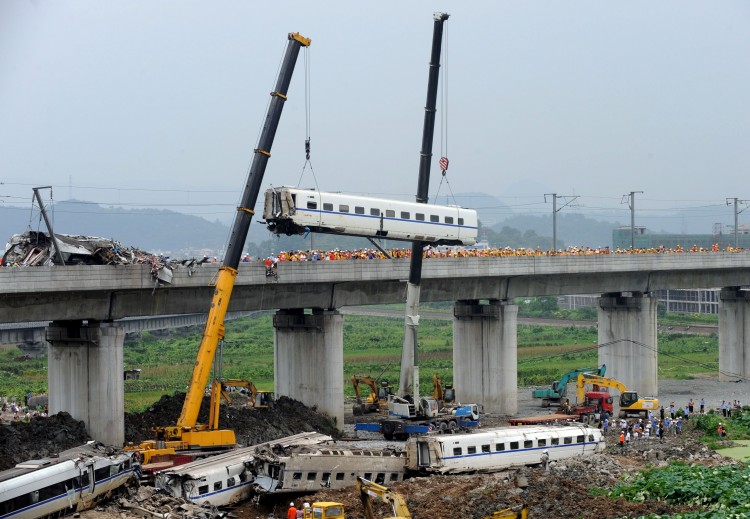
0 231 209 282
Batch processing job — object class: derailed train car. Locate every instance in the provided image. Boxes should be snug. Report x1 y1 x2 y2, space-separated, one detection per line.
0 442 138 519
263 186 478 246
155 432 406 506
405 424 605 474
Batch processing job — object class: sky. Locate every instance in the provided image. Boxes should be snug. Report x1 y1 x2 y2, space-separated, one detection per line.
1 1 749 230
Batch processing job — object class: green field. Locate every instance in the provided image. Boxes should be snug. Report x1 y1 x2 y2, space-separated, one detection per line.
0 312 720 412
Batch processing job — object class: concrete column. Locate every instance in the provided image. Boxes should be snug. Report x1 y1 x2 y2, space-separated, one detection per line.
453 300 517 414
598 292 658 396
719 287 750 381
47 321 125 446
273 308 344 431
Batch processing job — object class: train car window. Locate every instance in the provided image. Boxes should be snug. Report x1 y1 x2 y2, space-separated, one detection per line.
293 472 302 480
467 446 477 454
430 215 439 222
576 435 585 443
445 216 454 224
375 473 385 484
458 218 464 225
125 459 131 469
322 472 331 484
198 485 208 495
510 441 519 450
589 434 595 442
551 437 560 445
538 439 547 447
453 447 462 456
481 444 490 453
355 206 365 214
416 213 425 221
335 473 345 481
307 472 317 481
564 437 573 445
495 443 505 451
390 473 399 481
95 467 110 481
339 204 349 212
386 209 395 217
364 472 372 480
307 201 317 209
82 471 90 486
370 208 380 216
227 477 236 487
400 211 410 219
524 440 533 448
214 481 222 491
323 203 333 211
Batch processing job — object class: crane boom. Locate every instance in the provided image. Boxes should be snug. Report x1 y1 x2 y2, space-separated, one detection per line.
158 32 310 442
399 12 450 399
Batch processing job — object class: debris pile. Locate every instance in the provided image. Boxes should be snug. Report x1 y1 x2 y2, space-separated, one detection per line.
125 393 339 446
0 412 91 470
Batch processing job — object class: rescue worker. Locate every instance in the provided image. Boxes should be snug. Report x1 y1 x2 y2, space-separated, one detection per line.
541 449 549 471
287 502 297 519
619 431 625 453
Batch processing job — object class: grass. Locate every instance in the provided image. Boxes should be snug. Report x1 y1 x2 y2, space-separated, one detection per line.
0 313 721 413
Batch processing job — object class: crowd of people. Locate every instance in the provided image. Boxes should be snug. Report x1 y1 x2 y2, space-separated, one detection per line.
0 393 48 424
253 243 747 265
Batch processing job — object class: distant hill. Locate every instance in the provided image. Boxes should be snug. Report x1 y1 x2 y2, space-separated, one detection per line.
492 213 620 248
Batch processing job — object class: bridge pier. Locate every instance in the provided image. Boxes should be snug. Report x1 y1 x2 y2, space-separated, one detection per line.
273 308 344 431
719 287 750 381
47 320 125 446
597 293 658 396
453 300 517 414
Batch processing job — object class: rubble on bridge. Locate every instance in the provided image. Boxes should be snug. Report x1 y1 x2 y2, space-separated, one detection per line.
0 231 202 283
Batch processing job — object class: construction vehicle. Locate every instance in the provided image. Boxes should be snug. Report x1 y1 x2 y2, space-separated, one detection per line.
576 373 659 419
302 502 345 519
351 375 394 415
357 476 412 519
432 372 455 405
532 365 606 407
483 507 529 519
213 379 273 411
124 32 310 469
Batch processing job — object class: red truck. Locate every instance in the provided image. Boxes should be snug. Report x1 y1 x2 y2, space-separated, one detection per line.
510 388 614 426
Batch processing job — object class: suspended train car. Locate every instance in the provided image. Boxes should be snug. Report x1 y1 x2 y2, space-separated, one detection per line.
263 186 478 246
405 424 605 474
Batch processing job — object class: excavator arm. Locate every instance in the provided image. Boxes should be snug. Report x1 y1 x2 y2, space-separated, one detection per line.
576 374 627 403
357 477 412 519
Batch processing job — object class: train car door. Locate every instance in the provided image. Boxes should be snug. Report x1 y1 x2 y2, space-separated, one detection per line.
416 441 431 467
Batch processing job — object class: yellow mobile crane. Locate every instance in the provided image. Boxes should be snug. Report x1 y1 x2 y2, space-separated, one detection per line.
126 32 310 467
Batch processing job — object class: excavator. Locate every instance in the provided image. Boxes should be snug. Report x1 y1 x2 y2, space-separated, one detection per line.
124 31 310 468
351 375 394 415
357 476 412 519
432 373 455 405
576 373 659 419
212 379 273 412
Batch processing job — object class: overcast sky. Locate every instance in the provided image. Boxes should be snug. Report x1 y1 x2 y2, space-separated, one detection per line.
1 1 749 228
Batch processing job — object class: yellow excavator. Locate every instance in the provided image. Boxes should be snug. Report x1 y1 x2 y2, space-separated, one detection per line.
432 373 455 405
351 375 394 415
124 32 310 468
357 476 412 519
576 373 659 419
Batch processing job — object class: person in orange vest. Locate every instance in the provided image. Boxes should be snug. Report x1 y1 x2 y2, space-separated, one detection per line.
287 502 297 519
619 431 625 452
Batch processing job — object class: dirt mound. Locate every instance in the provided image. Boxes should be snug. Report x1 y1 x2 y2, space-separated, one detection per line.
124 393 339 446
0 412 91 470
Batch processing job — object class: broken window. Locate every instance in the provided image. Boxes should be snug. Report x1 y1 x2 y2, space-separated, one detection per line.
198 485 208 495
293 472 302 480
227 477 236 487
335 473 345 481
538 439 547 447
213 481 222 491
576 436 584 443
389 473 399 482
306 472 317 481
375 473 385 484
551 438 560 445
453 447 462 456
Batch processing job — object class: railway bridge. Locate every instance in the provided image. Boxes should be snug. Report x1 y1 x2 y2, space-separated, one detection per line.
1 254 749 445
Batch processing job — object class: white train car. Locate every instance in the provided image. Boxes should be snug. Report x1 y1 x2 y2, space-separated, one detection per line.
263 186 478 246
0 442 137 519
405 424 605 474
155 432 332 507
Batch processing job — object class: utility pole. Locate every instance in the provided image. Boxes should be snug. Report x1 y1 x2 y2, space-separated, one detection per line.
544 193 578 252
726 198 749 249
32 186 67 266
621 191 643 250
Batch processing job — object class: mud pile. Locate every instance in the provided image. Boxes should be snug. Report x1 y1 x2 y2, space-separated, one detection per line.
0 412 91 470
124 393 339 446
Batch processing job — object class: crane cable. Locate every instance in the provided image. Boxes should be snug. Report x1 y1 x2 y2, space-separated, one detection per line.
296 46 319 191
433 23 458 206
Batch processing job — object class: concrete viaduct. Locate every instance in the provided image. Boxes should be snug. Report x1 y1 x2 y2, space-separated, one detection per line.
1 254 749 445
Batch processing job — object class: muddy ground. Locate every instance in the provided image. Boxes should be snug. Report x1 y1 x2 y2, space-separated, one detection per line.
4 378 748 518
